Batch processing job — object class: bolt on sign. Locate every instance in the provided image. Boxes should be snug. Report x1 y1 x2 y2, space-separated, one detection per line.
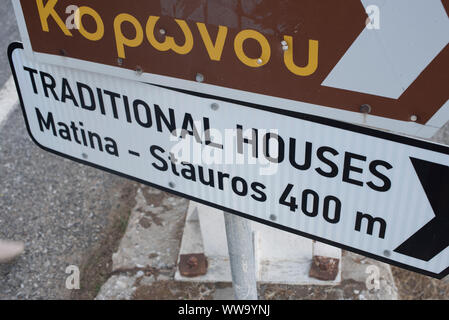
8 43 449 278
12 0 449 138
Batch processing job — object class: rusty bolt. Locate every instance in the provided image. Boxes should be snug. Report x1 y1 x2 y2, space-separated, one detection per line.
179 254 208 277
187 256 198 268
309 255 340 281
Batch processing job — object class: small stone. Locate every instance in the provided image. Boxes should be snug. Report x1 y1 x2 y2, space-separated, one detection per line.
116 281 127 289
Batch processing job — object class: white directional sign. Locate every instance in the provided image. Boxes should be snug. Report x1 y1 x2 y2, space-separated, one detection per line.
9 43 449 278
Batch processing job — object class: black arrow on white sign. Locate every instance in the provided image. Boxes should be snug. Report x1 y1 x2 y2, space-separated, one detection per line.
394 158 449 261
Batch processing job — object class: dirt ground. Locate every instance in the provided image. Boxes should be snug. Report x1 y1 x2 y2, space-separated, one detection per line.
70 182 449 301
391 267 449 300
70 182 138 300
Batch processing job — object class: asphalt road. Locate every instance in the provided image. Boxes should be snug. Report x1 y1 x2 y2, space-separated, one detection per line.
0 2 137 299
0 1 19 87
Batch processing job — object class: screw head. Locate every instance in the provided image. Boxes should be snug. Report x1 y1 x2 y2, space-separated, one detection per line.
360 104 372 114
211 103 219 111
257 58 263 65
383 250 391 257
135 66 143 75
117 58 123 66
195 73 204 83
410 115 418 122
169 182 175 188
269 214 277 221
82 153 88 159
159 28 166 35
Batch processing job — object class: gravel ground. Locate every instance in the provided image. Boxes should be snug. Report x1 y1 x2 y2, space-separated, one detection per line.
0 107 139 299
392 266 449 300
0 0 19 87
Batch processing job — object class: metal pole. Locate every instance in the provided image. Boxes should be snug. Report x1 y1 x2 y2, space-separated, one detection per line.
224 212 258 300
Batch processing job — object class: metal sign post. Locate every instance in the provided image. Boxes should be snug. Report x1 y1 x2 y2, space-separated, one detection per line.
224 212 258 300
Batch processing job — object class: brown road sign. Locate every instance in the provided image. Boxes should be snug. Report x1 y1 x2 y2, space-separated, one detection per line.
14 0 449 126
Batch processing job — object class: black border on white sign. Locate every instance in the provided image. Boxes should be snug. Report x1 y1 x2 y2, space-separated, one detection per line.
8 42 449 279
